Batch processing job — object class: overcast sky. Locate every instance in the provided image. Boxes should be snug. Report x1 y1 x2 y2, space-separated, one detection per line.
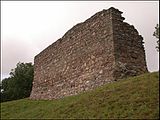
1 1 159 80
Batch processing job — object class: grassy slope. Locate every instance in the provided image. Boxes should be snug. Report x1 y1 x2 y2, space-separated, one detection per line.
1 72 159 119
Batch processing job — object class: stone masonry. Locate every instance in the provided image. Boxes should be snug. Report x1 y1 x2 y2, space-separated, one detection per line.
30 7 148 100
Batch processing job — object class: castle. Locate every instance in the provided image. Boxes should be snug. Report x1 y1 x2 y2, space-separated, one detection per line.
30 7 148 100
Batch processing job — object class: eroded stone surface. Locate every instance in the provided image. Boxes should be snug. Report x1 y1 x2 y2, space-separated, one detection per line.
30 7 148 100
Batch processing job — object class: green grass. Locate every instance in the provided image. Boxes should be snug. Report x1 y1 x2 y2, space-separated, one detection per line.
1 72 159 119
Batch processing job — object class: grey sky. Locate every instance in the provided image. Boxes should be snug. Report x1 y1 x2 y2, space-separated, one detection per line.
1 1 159 80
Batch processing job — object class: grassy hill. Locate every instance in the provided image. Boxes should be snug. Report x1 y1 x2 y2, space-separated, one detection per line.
1 72 159 119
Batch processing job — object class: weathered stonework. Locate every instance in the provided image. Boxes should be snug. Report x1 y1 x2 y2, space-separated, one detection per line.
30 7 148 100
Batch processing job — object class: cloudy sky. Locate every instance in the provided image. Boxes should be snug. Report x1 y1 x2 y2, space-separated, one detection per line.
1 1 159 80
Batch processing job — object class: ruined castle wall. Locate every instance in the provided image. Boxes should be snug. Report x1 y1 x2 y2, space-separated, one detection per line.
30 9 117 100
111 11 148 79
30 7 148 100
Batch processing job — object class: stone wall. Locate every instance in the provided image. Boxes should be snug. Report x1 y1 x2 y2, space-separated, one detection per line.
110 8 148 79
30 7 148 100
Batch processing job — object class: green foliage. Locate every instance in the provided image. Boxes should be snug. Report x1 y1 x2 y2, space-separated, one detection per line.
153 24 159 51
1 72 159 119
1 62 34 102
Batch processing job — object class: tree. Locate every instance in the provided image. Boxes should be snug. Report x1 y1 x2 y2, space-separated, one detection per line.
153 24 159 51
1 62 34 102
1 77 14 102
